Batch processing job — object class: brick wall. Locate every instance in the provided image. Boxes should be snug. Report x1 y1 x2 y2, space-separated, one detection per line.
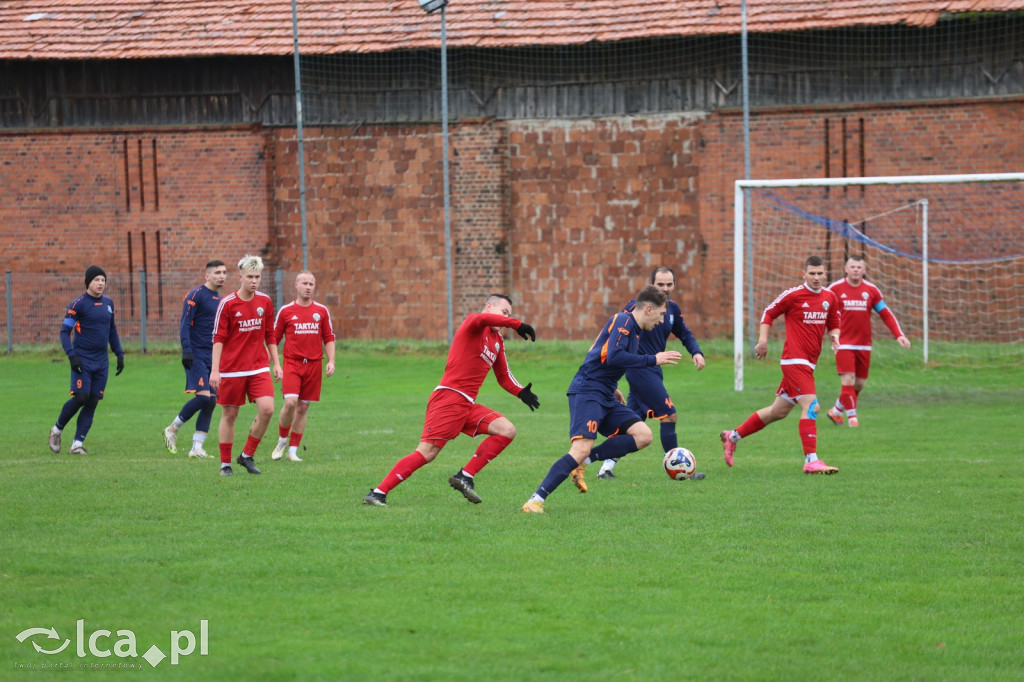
2 98 1021 345
0 127 272 344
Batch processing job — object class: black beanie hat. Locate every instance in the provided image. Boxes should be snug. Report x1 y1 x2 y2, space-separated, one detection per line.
85 265 107 288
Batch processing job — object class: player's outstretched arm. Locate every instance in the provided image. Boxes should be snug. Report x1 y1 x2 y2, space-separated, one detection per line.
515 322 536 342
517 382 540 411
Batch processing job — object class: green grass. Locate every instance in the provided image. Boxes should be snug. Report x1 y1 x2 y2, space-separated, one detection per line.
2 345 1023 680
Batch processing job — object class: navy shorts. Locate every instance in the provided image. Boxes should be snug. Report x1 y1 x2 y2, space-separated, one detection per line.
567 392 642 442
624 366 676 420
70 363 108 398
185 354 214 394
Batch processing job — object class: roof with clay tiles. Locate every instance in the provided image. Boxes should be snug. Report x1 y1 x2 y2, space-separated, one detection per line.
1 1 1022 60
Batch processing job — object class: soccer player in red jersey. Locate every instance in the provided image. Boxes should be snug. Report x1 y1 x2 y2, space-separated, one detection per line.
209 255 282 476
825 256 910 428
363 293 539 507
270 270 336 463
720 256 842 474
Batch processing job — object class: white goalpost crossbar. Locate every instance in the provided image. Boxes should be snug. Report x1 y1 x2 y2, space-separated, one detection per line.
733 172 1024 391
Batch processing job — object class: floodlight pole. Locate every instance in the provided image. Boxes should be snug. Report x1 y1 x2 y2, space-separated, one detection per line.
291 0 309 270
441 4 453 344
419 0 454 343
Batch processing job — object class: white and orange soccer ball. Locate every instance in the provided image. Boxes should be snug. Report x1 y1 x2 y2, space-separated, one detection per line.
663 447 697 480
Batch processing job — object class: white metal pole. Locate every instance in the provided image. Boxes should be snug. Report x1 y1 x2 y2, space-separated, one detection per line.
734 182 745 391
921 199 929 365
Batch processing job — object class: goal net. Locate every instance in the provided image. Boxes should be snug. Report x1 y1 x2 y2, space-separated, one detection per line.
733 173 1024 391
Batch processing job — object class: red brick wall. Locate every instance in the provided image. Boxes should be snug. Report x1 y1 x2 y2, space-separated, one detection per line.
3 97 1021 345
271 120 509 341
0 127 272 344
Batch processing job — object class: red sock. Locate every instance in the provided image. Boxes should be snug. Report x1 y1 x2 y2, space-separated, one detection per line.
219 442 232 464
378 452 429 494
839 385 857 413
736 412 766 439
243 435 261 457
278 424 290 439
462 435 513 477
799 418 817 456
289 431 303 448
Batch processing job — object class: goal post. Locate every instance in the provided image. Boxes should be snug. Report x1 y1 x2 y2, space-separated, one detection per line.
733 172 1024 391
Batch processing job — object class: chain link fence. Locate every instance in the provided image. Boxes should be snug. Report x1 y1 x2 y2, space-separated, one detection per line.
2 269 303 353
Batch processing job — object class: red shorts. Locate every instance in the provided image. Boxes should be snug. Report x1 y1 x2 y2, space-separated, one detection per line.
776 363 816 403
420 389 502 449
217 372 274 407
282 357 323 402
835 349 871 379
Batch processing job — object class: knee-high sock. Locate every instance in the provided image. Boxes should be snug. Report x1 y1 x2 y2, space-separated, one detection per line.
195 397 216 434
660 421 678 451
534 454 578 500
289 431 304 448
378 452 429 494
242 435 261 458
177 395 208 424
462 435 513 477
56 397 82 431
839 385 857 416
589 434 641 461
735 412 765 439
799 418 817 456
219 443 232 464
74 398 99 442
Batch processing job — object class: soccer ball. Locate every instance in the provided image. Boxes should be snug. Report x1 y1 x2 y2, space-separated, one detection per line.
663 447 696 480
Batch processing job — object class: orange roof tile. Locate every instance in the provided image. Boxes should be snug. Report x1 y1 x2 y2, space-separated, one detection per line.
0 1 1022 60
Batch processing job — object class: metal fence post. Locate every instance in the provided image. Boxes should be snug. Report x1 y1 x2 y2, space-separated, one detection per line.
139 269 148 354
275 268 283 312
5 270 12 354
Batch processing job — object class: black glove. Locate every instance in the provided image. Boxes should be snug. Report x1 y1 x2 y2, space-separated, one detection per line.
116 355 125 376
518 382 540 411
68 355 82 374
515 322 536 342
181 352 193 370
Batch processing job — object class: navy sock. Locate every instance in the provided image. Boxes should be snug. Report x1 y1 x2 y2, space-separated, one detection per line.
178 395 208 423
590 434 640 461
660 421 678 452
75 400 98 442
56 398 81 431
535 454 578 499
195 397 216 433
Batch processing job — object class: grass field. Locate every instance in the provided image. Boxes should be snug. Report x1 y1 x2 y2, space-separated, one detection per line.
2 344 1023 680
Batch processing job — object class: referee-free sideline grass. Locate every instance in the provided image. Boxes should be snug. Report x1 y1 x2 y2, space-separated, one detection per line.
1 344 1022 681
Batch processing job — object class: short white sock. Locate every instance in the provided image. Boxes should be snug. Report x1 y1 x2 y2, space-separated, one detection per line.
599 459 617 472
193 432 207 446
289 446 299 457
52 425 62 435
528 493 544 503
171 417 184 429
805 453 818 463
71 440 84 449
277 436 289 446
582 457 592 466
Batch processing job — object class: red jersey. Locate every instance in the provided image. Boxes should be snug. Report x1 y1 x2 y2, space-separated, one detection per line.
274 300 336 361
213 291 275 376
435 312 525 403
760 284 841 369
827 278 905 350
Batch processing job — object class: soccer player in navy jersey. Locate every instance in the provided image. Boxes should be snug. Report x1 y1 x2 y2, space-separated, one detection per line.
597 266 706 480
720 255 842 474
162 260 228 458
363 293 539 507
48 265 125 455
522 286 681 514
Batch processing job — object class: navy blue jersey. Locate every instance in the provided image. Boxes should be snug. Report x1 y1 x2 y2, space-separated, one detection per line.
179 285 222 356
567 312 656 396
60 293 123 365
623 299 702 356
